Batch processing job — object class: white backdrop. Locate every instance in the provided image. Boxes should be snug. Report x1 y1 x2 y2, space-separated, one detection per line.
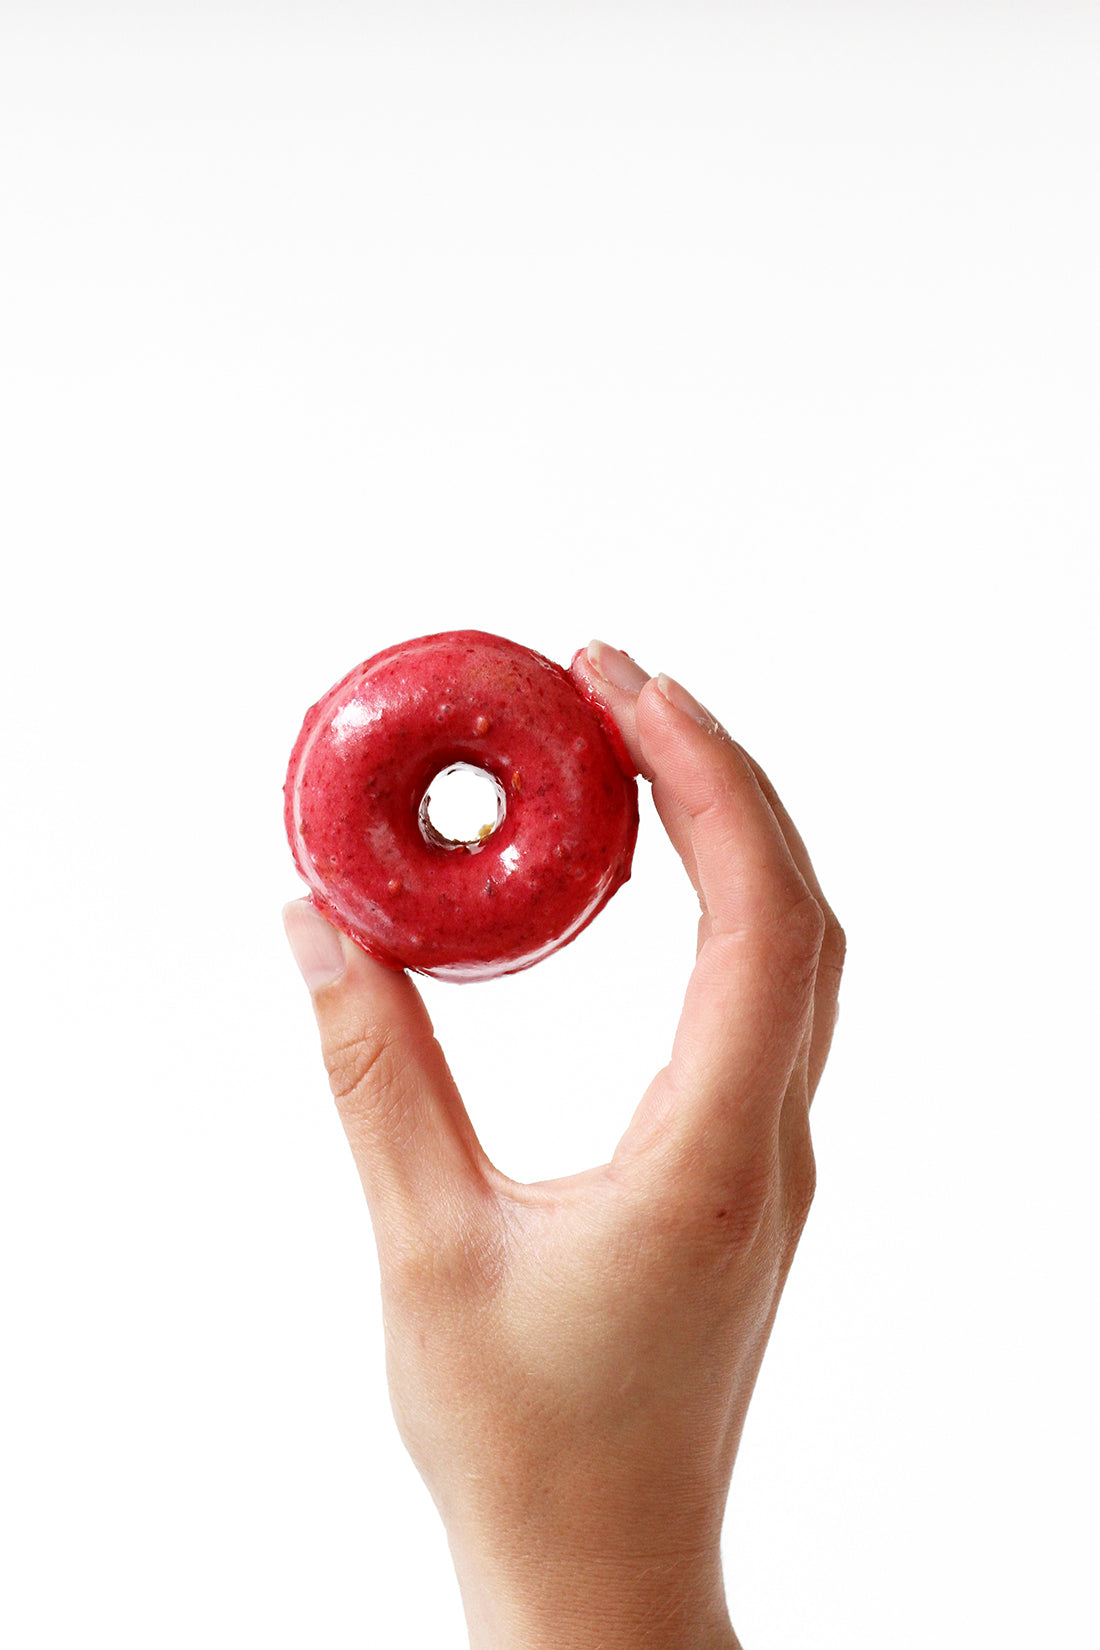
1 5 1097 1646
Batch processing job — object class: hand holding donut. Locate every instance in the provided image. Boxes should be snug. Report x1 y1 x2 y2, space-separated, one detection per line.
283 639 845 1650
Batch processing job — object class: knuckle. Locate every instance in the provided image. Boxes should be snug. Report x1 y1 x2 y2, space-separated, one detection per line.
771 892 827 963
745 893 827 1002
820 915 847 979
324 1024 408 1125
784 1144 817 1245
383 1223 465 1303
323 1023 391 1103
379 1222 438 1292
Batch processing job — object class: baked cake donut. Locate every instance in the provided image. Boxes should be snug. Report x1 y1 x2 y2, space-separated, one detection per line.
284 631 639 982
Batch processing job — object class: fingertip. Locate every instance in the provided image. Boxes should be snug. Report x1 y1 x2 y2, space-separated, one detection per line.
284 899 416 1010
637 670 723 735
635 672 743 789
572 640 652 778
583 638 650 696
635 673 706 773
283 897 348 993
655 672 724 734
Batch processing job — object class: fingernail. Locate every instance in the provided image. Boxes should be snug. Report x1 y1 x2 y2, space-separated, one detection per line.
586 638 650 695
283 899 347 992
656 672 716 730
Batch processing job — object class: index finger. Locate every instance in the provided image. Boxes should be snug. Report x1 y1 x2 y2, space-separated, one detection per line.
639 674 824 1137
574 644 825 1184
731 745 846 1097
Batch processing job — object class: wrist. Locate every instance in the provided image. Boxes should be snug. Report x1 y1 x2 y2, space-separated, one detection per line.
450 1535 739 1650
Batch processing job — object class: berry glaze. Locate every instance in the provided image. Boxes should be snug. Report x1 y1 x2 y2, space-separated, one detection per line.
284 631 639 982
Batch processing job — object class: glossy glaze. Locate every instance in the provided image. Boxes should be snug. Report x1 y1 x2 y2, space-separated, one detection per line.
284 631 639 981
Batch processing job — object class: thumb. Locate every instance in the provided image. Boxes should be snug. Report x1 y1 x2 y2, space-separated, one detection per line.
283 899 488 1238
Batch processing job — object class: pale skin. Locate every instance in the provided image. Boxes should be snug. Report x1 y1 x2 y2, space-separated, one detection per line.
283 640 845 1650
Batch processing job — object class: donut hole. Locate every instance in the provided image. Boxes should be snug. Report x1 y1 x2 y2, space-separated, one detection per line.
419 763 506 851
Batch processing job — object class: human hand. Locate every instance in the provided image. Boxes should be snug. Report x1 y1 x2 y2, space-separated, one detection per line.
283 640 845 1650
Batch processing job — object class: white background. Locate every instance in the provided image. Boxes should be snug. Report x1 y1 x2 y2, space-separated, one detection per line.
1 4 1097 1646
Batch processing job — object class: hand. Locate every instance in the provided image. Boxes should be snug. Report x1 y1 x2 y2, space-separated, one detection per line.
283 640 845 1650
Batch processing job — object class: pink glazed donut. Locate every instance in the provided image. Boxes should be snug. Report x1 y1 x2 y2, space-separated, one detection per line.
284 631 639 982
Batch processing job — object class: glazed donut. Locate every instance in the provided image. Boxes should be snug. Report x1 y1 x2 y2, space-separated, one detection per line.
284 631 639 982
